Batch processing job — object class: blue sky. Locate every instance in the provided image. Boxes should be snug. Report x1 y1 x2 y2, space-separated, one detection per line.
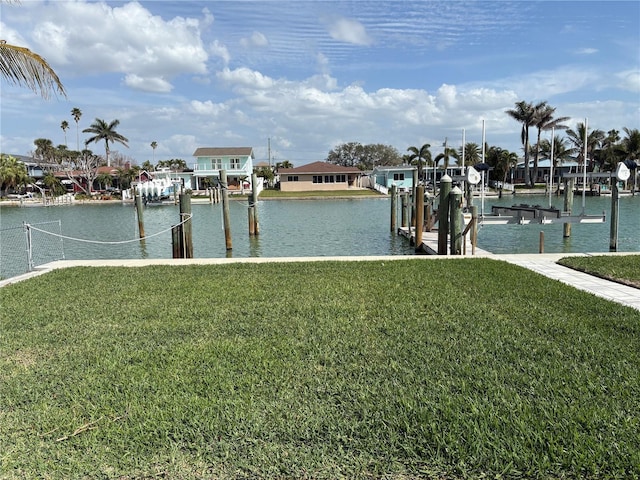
1 1 639 166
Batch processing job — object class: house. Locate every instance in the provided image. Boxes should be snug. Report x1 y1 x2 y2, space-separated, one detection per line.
277 161 362 192
192 147 254 191
513 158 580 185
371 165 417 192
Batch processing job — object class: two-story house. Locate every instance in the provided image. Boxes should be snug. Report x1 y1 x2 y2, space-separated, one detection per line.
192 147 255 191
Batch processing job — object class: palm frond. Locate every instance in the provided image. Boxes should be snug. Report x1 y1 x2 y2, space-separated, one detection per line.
0 40 66 99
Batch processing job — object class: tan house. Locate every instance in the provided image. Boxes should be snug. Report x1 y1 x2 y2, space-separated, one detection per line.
278 161 362 192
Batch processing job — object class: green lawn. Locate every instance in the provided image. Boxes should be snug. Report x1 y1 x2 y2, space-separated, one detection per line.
259 189 383 198
1 259 639 479
558 254 640 288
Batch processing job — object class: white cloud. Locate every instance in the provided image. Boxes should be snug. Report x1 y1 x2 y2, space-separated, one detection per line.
616 69 640 93
240 31 269 48
574 47 598 55
217 67 276 91
124 74 173 93
210 40 231 65
326 17 372 46
28 1 209 91
188 100 228 116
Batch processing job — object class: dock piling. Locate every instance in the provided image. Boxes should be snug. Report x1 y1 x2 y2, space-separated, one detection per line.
415 186 424 251
449 186 462 255
437 175 452 255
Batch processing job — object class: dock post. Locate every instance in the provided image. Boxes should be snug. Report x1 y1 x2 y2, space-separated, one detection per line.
563 178 574 238
390 184 397 232
134 189 145 239
539 231 545 253
449 186 463 255
251 172 260 235
471 205 478 255
415 185 424 251
411 169 417 227
220 170 232 250
401 193 408 228
609 180 619 251
179 193 193 258
425 199 433 232
171 225 181 258
438 175 452 255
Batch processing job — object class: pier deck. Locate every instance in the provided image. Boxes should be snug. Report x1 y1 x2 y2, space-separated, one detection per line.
397 226 491 256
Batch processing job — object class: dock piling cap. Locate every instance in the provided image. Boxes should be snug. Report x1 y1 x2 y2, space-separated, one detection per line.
440 174 452 183
450 186 463 194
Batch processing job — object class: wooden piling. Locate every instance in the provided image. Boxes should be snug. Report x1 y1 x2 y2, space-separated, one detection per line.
539 231 545 253
471 205 478 255
134 191 145 239
449 186 463 255
425 200 433 232
401 193 408 228
179 193 193 258
390 184 397 232
609 180 619 251
563 178 574 238
415 185 424 251
438 175 452 255
251 172 260 235
220 170 232 250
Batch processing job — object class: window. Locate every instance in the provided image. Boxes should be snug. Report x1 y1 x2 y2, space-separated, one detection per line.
336 174 346 183
313 175 323 183
393 173 405 181
324 175 334 183
212 158 222 170
287 175 299 182
230 158 240 169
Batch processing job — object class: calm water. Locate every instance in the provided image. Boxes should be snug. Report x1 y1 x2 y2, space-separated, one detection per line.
1 195 638 279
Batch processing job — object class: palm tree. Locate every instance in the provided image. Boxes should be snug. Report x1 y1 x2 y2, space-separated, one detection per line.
140 160 155 172
96 172 113 191
434 144 460 174
60 120 69 147
459 142 481 166
33 138 56 165
406 143 431 183
71 108 82 151
506 100 536 187
0 39 66 99
531 102 569 185
0 154 31 197
620 127 640 160
151 141 158 164
83 118 129 167
566 122 605 170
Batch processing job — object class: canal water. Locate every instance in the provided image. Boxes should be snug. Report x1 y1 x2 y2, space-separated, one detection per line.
1 194 638 280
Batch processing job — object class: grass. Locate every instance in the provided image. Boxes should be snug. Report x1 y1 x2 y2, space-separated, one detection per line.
1 259 639 479
558 254 640 288
259 189 383 198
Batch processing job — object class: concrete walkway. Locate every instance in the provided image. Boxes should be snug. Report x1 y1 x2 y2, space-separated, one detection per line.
2 253 638 312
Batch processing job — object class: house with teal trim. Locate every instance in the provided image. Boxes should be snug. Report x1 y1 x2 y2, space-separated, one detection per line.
192 147 255 191
371 165 416 193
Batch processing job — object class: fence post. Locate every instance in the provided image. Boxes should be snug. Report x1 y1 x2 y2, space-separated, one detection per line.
23 222 34 271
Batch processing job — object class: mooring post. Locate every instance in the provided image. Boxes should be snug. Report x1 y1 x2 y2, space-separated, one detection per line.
539 231 545 254
415 185 425 251
563 178 574 238
471 205 478 255
401 193 408 228
411 169 417 227
390 184 397 232
438 175 452 255
134 188 145 239
220 170 232 250
449 186 463 255
171 225 181 258
425 198 433 232
179 193 193 258
251 172 260 235
609 179 619 251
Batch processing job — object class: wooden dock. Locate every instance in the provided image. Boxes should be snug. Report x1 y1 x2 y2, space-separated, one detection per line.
397 226 491 256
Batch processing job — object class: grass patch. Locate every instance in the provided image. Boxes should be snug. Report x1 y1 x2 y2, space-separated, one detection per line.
558 254 640 288
1 259 639 479
259 189 383 198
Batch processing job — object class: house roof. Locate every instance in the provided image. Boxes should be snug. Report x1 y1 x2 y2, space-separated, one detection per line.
193 147 254 157
278 161 361 174
372 165 417 172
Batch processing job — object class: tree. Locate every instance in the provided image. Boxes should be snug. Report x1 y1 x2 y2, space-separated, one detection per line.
327 142 365 168
33 138 56 165
83 118 129 167
156 158 187 171
116 166 138 191
406 144 431 183
566 122 604 170
151 141 158 163
54 145 101 195
42 171 64 196
0 39 66 99
531 102 569 184
0 154 31 197
60 120 69 147
71 107 82 151
96 172 113 191
140 160 155 172
459 142 481 166
275 160 293 170
620 127 640 160
506 100 536 187
434 145 460 173
327 142 401 170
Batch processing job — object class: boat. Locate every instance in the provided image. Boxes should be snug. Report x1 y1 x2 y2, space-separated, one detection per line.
133 168 181 203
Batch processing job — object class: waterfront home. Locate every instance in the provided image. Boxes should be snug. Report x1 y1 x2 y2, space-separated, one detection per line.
513 157 579 185
371 165 416 193
277 161 362 192
192 147 255 191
